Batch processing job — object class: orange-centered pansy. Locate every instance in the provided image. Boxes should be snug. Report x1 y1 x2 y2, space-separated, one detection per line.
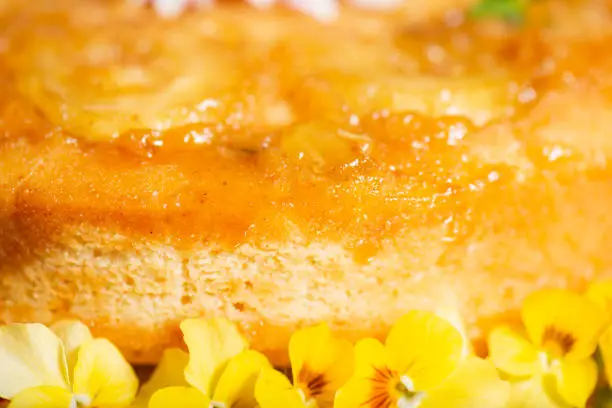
255 323 354 408
334 310 509 408
488 288 606 407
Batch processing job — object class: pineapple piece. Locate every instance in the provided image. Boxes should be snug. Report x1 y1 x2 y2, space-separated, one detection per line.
527 85 612 168
279 121 365 171
390 75 520 125
292 73 520 126
7 24 288 141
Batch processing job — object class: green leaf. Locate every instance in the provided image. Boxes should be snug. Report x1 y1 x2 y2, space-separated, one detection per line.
470 0 527 22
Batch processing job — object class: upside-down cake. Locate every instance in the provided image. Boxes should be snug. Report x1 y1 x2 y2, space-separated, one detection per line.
2 0 612 365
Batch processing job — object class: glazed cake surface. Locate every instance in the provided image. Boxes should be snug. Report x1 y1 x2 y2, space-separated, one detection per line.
2 0 612 365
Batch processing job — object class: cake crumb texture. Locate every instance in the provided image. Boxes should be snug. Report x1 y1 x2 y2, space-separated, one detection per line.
2 0 612 364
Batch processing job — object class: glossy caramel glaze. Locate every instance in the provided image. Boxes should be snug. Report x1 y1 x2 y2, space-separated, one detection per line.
1 0 612 260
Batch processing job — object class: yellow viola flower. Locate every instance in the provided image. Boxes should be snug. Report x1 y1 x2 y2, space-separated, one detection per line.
587 280 612 321
599 325 612 388
334 310 510 408
148 317 271 408
587 281 612 388
255 323 353 408
488 288 606 407
505 375 570 408
131 348 190 407
0 320 138 408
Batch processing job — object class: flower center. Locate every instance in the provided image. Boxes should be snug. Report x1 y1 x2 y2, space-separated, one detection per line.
297 389 320 408
398 394 426 408
364 366 425 408
541 326 576 359
396 376 425 408
297 365 329 401
71 394 92 408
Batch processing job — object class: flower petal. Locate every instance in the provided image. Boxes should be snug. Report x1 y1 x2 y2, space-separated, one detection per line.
420 356 510 408
181 317 248 397
586 280 612 319
505 376 565 408
289 323 353 406
334 338 397 408
7 386 73 408
131 348 189 408
385 310 464 391
148 386 210 408
0 323 69 399
213 350 271 407
72 338 138 408
49 320 93 383
599 325 612 385
334 376 386 408
353 338 388 376
487 325 539 377
550 358 598 408
522 289 605 359
434 307 471 357
255 368 305 408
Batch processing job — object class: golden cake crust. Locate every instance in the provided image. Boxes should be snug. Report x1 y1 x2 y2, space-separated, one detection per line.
2 0 612 365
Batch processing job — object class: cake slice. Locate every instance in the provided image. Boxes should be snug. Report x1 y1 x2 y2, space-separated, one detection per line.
2 0 612 365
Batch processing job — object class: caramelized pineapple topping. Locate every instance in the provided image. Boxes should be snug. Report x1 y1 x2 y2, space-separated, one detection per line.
1 0 609 247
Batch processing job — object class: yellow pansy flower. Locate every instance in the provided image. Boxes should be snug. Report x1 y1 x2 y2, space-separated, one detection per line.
131 348 190 407
505 375 570 408
334 310 510 408
488 288 606 407
586 281 612 389
148 317 271 408
255 323 353 408
599 326 612 388
0 320 138 408
586 280 612 320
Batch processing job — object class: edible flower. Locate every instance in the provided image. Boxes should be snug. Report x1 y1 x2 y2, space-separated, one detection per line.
488 288 606 407
334 310 509 408
504 373 570 408
0 320 138 408
587 280 612 321
586 280 612 389
148 317 270 408
599 326 612 389
255 323 353 408
131 348 190 407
